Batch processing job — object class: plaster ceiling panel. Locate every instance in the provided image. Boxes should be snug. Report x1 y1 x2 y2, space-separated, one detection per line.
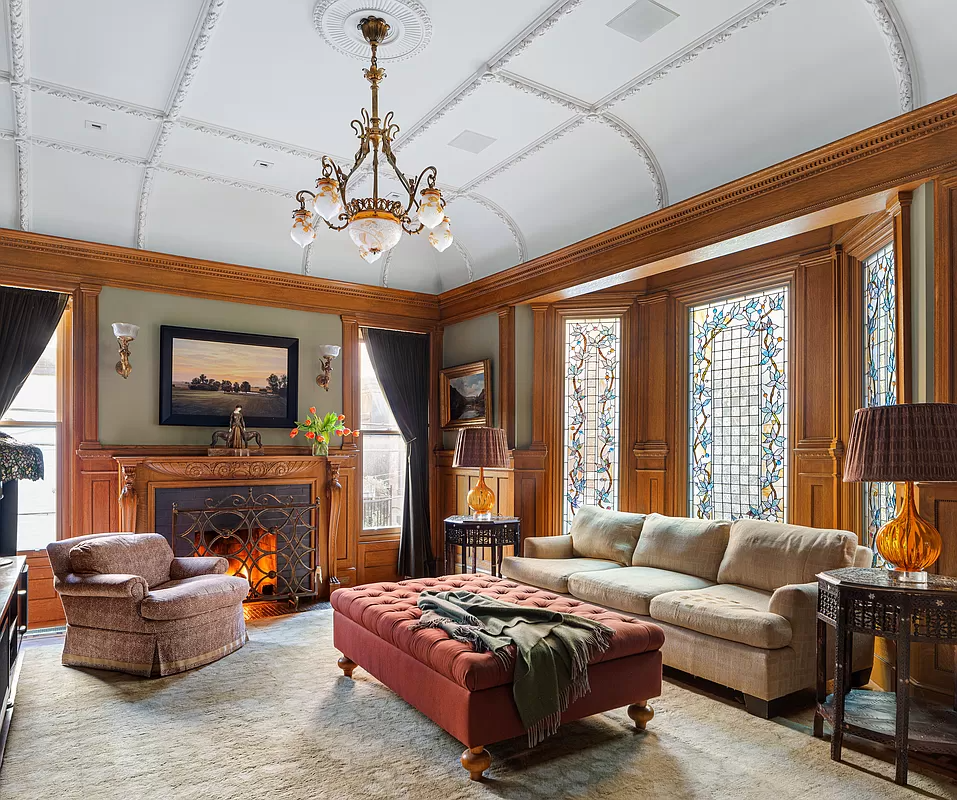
162 123 322 193
478 118 660 262
0 139 17 229
442 194 522 283
893 0 957 106
147 170 303 274
30 0 206 109
384 235 462 294
31 144 142 246
507 0 757 104
304 230 383 286
613 0 899 205
183 0 557 155
0 88 12 133
31 91 161 159
0 15 9 74
391 79 575 189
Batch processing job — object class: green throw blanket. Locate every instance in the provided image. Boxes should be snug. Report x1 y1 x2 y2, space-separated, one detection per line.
412 590 614 745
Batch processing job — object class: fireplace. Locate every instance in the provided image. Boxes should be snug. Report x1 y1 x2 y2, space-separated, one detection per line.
157 485 320 605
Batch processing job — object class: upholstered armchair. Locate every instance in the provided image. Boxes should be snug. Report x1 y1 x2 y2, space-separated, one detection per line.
47 533 250 677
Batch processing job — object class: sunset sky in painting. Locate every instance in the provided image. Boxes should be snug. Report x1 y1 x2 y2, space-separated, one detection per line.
171 338 288 386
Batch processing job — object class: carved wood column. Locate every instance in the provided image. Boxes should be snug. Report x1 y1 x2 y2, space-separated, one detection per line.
935 170 957 402
497 307 516 449
340 315 360 453
118 465 137 532
889 190 913 403
73 283 101 540
326 461 342 589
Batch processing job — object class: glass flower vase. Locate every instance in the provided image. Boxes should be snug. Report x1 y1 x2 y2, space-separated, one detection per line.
312 440 329 457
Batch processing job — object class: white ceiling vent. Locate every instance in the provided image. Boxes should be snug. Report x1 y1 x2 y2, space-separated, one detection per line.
253 159 274 169
607 0 678 43
84 120 107 132
448 130 497 155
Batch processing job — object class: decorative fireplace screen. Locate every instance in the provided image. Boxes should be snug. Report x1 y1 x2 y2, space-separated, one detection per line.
171 489 320 605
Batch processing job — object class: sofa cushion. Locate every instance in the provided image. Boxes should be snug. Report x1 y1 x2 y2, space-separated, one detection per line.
631 514 731 581
570 506 645 565
568 566 715 616
500 556 621 594
140 575 250 621
69 533 173 589
716 519 858 592
649 584 792 649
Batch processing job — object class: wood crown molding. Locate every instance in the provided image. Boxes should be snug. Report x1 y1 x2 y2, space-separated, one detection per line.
0 227 439 320
436 92 957 323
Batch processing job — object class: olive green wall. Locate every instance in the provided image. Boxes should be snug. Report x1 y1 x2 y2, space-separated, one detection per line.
441 312 499 449
910 181 934 403
514 305 534 449
98 287 341 445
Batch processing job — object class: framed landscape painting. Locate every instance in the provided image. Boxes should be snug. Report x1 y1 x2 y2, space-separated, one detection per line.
440 360 492 429
159 326 299 428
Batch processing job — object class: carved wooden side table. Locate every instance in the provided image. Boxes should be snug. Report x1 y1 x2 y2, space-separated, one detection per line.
814 567 957 785
443 516 521 577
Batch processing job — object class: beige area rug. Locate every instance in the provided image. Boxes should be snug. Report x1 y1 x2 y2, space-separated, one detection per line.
2 608 955 800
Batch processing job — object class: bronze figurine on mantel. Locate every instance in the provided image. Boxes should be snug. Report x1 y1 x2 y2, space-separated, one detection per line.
209 405 264 456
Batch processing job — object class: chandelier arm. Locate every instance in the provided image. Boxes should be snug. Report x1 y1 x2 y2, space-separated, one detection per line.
295 189 317 208
399 165 438 216
401 217 424 235
321 212 350 232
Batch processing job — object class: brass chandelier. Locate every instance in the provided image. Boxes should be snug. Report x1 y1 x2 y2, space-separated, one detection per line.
290 16 452 262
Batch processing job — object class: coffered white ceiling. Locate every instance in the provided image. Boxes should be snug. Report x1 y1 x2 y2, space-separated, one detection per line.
1 0 955 293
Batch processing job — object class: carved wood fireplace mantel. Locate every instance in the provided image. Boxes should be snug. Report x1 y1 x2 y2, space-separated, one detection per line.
110 451 358 598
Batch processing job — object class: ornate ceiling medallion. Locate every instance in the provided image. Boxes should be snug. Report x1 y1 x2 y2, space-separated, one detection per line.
291 16 452 263
313 0 431 62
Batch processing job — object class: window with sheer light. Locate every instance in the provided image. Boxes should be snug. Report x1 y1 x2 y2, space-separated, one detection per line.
360 338 406 531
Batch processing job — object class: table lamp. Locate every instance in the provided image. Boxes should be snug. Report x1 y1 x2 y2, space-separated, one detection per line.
844 403 957 582
452 427 509 519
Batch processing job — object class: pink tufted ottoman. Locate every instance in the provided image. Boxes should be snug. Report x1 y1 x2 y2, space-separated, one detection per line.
331 574 665 780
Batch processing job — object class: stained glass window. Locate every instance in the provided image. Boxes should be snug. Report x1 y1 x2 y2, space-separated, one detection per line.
563 317 621 533
863 242 898 549
689 287 788 522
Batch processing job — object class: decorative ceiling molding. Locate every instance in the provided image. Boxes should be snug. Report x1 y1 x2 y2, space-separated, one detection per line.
492 70 589 114
860 0 917 112
487 0 586 73
136 0 229 249
597 0 788 111
313 0 432 63
455 191 528 263
31 136 147 167
379 248 393 287
154 163 292 198
591 114 667 209
0 129 12 140
5 0 30 231
452 239 474 283
31 80 165 120
302 241 315 276
177 118 343 163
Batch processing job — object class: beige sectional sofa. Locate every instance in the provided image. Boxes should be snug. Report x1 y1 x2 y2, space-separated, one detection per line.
501 507 873 717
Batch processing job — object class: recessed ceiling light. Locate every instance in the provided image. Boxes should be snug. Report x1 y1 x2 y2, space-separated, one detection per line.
253 159 274 169
84 120 107 132
448 130 497 155
607 0 678 43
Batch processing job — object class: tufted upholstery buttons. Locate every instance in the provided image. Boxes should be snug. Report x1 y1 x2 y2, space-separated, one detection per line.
332 574 665 692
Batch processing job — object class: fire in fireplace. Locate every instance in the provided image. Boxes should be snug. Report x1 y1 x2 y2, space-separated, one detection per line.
196 528 278 596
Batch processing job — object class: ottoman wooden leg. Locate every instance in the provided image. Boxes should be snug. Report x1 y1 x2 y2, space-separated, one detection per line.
628 701 654 730
337 656 357 678
461 746 491 781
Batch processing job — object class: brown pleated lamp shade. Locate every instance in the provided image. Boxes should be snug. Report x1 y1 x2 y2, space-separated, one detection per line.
844 403 957 483
452 427 509 469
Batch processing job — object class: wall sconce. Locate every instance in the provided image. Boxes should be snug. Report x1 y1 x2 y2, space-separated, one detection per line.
112 322 140 379
316 344 341 391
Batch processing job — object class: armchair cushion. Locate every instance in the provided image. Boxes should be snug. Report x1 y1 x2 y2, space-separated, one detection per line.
55 573 148 601
140 575 250 621
716 519 858 592
69 533 173 588
523 535 573 559
631 513 731 580
570 506 645 565
170 556 229 580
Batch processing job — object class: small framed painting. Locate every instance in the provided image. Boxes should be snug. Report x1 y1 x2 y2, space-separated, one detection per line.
440 360 492 429
159 326 299 428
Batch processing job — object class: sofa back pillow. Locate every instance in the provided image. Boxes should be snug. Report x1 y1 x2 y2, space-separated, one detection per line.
70 533 173 588
570 506 645 565
631 513 732 581
716 519 857 591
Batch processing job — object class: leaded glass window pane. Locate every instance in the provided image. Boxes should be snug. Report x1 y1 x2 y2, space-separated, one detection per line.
689 287 788 522
562 317 621 533
863 242 898 549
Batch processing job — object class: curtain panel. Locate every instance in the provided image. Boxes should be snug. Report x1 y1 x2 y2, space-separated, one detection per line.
364 327 435 578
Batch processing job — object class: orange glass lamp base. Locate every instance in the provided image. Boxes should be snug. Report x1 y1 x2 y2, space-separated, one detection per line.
467 468 496 520
875 481 942 582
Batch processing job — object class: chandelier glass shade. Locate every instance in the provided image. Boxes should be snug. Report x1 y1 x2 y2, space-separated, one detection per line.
290 16 453 261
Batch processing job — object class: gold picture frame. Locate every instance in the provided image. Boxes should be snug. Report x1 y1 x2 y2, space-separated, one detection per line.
440 360 492 430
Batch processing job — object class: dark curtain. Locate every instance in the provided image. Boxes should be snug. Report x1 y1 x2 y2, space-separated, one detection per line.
364 328 435 578
0 286 68 418
0 286 67 555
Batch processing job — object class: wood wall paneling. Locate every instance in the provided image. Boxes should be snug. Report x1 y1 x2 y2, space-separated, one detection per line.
498 307 516 449
935 170 957 402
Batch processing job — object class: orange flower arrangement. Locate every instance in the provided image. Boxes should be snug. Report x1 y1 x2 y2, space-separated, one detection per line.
290 407 359 456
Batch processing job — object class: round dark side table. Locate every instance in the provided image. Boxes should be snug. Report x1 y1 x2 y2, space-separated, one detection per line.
814 567 957 786
443 515 521 577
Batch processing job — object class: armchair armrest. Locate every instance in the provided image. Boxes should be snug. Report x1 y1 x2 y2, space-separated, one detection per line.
55 573 148 601
169 556 229 580
523 534 574 559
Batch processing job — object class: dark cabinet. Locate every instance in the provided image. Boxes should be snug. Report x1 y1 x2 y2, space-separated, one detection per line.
0 557 27 769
